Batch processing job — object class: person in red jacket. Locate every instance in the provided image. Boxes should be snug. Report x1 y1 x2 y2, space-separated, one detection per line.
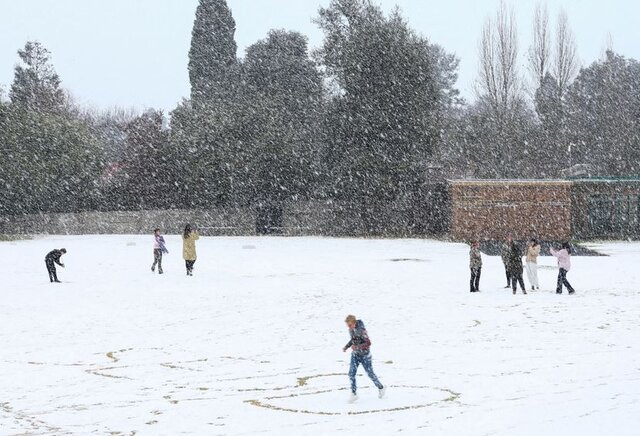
342 315 385 403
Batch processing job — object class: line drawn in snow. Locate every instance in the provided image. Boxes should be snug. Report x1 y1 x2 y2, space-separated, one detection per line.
106 348 134 363
244 373 461 416
86 366 133 380
388 258 429 262
246 384 461 416
1 401 62 433
160 359 208 372
296 372 345 387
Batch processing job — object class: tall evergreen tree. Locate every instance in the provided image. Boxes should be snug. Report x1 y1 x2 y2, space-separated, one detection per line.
0 106 104 215
566 51 640 176
463 98 537 179
104 110 179 210
181 0 242 208
168 98 240 208
534 73 562 135
240 30 324 207
315 0 459 233
188 0 238 106
9 41 65 113
530 73 565 177
0 41 105 215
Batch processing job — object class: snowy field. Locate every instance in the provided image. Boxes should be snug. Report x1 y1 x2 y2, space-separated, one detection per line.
1 235 639 435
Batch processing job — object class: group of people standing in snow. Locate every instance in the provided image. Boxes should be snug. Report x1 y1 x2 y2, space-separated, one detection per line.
470 233 576 295
150 224 200 276
40 228 580 404
44 224 201 283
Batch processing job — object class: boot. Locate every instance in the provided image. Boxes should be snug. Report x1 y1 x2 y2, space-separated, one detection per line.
378 387 386 399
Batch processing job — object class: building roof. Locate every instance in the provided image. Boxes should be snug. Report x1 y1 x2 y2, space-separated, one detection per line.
448 179 572 185
448 178 640 184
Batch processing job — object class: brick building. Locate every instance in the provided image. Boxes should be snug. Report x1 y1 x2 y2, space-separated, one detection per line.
449 179 640 241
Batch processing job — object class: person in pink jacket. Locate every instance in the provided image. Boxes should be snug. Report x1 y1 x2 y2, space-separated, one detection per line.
550 242 575 295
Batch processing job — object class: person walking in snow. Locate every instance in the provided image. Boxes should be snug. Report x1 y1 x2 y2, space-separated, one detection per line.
550 242 575 295
507 240 527 295
501 233 513 288
469 240 482 293
525 239 541 291
151 228 169 274
342 315 385 403
182 224 200 276
45 248 67 283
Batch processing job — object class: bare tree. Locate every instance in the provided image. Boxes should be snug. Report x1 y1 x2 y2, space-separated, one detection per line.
554 9 578 98
601 32 614 59
477 0 522 124
479 21 499 112
528 2 551 92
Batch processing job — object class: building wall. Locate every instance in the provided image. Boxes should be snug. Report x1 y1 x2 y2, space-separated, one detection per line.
572 180 640 240
0 196 451 238
449 180 572 241
282 192 448 237
6 180 636 240
0 209 256 236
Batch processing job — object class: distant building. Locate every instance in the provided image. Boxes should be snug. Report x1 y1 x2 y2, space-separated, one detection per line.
560 164 599 179
572 179 640 240
448 178 640 241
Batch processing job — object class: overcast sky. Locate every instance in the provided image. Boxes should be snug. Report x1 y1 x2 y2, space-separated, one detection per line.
1 0 638 112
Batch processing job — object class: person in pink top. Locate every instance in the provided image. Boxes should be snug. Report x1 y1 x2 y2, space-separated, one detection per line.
151 228 169 274
550 242 575 295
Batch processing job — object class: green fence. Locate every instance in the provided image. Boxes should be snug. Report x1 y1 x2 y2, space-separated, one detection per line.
587 194 640 238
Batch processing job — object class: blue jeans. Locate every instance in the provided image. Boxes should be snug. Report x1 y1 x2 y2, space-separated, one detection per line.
349 352 383 394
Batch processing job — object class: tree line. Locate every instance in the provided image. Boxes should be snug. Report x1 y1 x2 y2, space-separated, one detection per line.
1 0 639 223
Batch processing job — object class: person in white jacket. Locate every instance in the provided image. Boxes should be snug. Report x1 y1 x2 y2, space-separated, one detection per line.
550 242 575 295
525 239 541 291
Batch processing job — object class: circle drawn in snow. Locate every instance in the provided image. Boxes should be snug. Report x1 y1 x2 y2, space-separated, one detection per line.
246 377 460 416
388 258 429 263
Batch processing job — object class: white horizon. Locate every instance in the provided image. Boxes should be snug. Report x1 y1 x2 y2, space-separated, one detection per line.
0 0 637 112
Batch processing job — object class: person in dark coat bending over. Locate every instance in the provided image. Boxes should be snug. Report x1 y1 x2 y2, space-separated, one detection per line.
342 314 385 403
45 248 67 283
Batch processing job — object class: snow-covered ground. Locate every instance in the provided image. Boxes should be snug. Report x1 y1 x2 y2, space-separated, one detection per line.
1 235 639 435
